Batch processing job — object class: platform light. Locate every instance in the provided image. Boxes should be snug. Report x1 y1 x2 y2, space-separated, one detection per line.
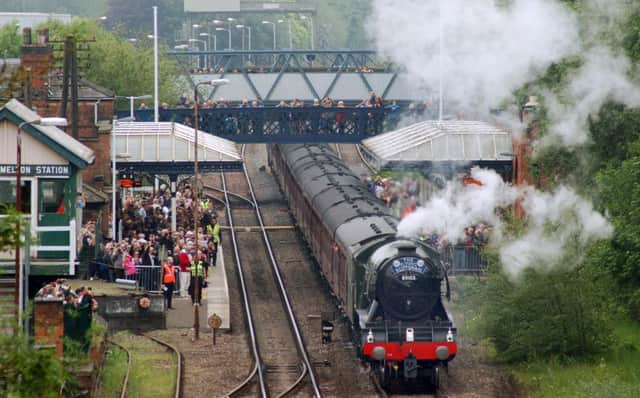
367 329 374 343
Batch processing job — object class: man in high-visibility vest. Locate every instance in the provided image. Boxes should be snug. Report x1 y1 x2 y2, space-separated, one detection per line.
206 217 221 268
162 257 177 310
188 257 205 305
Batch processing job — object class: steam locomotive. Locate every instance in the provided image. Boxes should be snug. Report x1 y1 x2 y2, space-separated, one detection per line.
268 144 457 389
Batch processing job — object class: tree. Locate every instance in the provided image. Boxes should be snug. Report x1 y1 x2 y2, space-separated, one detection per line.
0 21 22 58
43 18 181 105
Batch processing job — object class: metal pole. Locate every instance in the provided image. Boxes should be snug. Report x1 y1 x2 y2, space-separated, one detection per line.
228 22 232 49
288 21 293 49
213 35 217 67
112 119 117 240
193 83 201 340
15 124 22 315
130 97 134 119
153 6 159 123
247 27 252 63
203 41 208 69
439 1 444 121
310 17 315 50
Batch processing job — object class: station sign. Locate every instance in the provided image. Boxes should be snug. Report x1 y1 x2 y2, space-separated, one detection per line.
0 164 70 177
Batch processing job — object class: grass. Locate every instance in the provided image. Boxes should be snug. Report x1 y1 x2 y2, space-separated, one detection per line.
97 344 128 398
98 332 177 398
512 321 640 398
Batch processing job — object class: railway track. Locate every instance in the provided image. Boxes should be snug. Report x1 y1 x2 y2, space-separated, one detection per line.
104 334 181 398
220 145 322 398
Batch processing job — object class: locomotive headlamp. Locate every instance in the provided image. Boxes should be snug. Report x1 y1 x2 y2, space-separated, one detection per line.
406 327 415 342
367 329 374 343
446 328 454 342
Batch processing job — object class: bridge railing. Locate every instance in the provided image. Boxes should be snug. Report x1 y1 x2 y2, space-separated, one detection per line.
116 107 396 143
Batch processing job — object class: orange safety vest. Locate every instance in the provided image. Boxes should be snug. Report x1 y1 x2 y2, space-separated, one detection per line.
163 264 176 284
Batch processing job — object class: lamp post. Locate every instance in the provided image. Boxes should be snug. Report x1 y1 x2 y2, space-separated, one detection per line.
193 78 229 340
116 95 153 119
15 117 68 320
227 17 236 49
199 32 215 68
189 38 208 68
301 15 314 50
262 20 277 64
235 25 252 64
215 28 231 50
278 19 293 49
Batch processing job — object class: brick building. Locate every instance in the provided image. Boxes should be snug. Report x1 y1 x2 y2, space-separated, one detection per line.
1 28 114 232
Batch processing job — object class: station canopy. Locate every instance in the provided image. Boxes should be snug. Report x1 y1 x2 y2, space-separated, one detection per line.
112 122 242 175
361 120 513 166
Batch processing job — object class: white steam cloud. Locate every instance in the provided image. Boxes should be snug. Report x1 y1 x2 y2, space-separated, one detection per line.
368 0 580 115
370 0 624 276
397 169 613 277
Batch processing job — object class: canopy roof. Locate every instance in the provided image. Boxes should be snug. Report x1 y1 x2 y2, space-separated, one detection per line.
361 120 513 162
113 122 241 163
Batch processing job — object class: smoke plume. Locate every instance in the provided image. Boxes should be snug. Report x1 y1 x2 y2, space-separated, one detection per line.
370 0 625 275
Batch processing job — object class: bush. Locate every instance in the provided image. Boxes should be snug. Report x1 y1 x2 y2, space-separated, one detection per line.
479 263 614 363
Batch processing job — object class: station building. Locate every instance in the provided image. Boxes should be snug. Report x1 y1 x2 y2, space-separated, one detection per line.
0 99 94 276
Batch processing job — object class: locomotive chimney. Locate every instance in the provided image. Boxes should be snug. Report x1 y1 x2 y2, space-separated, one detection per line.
22 27 32 45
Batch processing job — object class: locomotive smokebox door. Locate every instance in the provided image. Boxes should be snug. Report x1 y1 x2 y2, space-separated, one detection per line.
321 311 335 344
404 352 418 379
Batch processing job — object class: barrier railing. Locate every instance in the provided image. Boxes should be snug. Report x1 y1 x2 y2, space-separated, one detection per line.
441 244 487 275
32 220 77 275
125 265 162 293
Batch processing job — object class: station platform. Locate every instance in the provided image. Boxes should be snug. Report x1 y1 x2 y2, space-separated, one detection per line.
65 246 231 333
165 246 231 332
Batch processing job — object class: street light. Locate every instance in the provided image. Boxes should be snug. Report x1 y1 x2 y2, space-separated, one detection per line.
236 24 252 64
189 38 208 68
15 117 68 321
278 19 293 49
200 32 216 68
262 21 277 64
116 95 153 119
215 28 231 50
193 78 229 340
301 15 314 50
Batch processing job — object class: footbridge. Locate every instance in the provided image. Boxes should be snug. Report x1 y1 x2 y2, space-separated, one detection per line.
169 49 428 104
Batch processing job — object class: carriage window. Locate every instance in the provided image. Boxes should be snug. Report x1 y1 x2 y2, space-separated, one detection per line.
40 180 66 214
0 180 32 214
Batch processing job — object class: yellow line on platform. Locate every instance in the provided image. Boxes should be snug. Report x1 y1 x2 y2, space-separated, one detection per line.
220 226 295 231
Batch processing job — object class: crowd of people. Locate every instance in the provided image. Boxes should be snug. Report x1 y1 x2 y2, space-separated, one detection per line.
188 64 376 75
76 181 221 309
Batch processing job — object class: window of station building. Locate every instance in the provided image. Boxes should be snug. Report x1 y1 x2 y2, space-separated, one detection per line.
0 180 32 214
39 180 66 214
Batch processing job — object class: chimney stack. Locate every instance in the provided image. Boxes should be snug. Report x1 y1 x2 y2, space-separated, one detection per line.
36 28 49 45
22 28 32 45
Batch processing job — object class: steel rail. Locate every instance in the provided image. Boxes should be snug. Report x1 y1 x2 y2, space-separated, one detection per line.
220 165 268 398
240 145 323 398
203 183 255 207
144 334 182 398
106 339 132 398
334 143 343 160
276 362 308 398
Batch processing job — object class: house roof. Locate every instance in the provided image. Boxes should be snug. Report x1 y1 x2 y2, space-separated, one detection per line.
0 99 95 168
361 120 514 162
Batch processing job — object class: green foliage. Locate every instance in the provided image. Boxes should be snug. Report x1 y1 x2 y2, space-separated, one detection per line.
479 262 614 362
42 18 181 105
622 7 640 63
0 205 24 251
0 318 77 397
0 21 22 58
594 154 640 318
588 102 640 170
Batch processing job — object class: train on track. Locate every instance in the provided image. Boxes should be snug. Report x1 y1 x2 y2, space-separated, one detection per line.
268 144 457 390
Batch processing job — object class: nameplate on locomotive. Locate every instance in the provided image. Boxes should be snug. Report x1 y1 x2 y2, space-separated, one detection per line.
391 257 427 275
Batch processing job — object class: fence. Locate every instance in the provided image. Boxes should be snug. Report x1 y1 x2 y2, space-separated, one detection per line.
441 244 487 275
